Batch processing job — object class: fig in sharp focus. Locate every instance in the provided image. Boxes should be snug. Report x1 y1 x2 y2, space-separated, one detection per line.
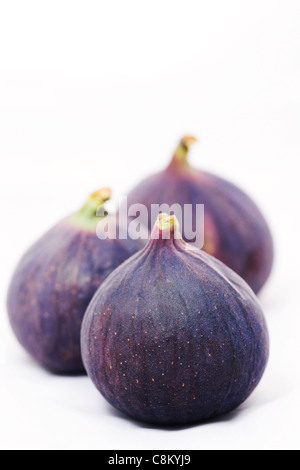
81 214 269 424
7 188 144 374
126 136 274 294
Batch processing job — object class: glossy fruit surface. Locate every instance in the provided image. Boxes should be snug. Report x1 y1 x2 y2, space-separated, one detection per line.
126 137 274 293
81 214 269 424
7 189 144 373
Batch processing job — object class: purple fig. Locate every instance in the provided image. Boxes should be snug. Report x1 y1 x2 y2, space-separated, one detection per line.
81 214 269 425
126 136 274 294
7 188 144 374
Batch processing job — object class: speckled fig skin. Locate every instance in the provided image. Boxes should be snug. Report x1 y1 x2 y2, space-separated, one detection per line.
81 214 269 425
7 189 144 374
126 136 274 294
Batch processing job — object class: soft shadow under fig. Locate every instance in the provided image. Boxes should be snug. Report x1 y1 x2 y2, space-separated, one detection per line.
107 404 241 431
47 368 87 378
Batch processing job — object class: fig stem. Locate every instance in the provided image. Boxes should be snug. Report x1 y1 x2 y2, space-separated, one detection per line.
156 213 177 232
150 213 181 240
79 188 112 219
173 136 197 162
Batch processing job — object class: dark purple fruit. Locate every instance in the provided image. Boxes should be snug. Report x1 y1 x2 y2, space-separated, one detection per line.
81 214 269 425
7 189 144 374
126 136 274 294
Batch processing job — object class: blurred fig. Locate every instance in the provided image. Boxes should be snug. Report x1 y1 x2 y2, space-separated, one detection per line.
126 137 274 293
7 188 144 373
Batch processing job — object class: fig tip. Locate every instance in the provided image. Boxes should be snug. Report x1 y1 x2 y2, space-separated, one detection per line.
156 213 178 231
173 136 197 163
90 187 112 203
181 136 197 148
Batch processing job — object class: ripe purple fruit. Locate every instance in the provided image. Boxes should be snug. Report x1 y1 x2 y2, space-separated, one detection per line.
7 188 144 374
81 214 269 425
126 136 274 294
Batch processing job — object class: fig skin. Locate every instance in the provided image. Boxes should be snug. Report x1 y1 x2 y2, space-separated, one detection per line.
81 214 269 425
126 136 274 294
7 189 144 374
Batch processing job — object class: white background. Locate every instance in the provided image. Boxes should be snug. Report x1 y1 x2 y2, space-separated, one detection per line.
0 0 299 450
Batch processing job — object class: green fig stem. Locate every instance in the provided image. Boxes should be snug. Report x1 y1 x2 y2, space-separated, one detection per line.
70 188 112 231
79 188 112 219
173 136 197 163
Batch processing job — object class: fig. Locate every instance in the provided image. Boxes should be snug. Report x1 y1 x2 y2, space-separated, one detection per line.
126 136 274 294
7 188 144 374
81 214 269 425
